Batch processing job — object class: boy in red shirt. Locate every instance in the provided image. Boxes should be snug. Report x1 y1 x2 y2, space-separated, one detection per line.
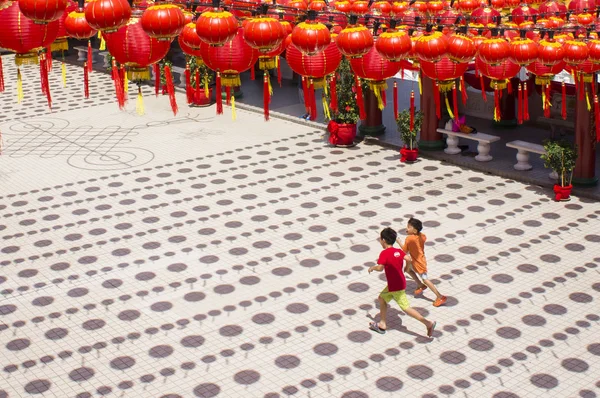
368 227 436 337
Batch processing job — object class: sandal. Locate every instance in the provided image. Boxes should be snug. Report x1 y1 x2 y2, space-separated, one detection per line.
433 296 447 307
369 322 387 334
414 285 428 296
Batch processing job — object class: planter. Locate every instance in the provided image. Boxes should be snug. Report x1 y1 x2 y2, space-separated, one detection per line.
190 88 213 107
400 147 418 163
553 184 573 201
328 122 357 147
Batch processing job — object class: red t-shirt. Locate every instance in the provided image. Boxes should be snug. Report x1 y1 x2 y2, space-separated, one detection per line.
377 247 407 292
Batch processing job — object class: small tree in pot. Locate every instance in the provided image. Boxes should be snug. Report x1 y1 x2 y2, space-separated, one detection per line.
187 56 214 107
396 109 423 162
541 140 578 201
325 56 360 147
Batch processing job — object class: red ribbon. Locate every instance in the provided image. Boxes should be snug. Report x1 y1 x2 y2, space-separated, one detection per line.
184 66 191 104
0 56 4 93
263 73 270 121
277 57 282 87
393 81 398 120
111 61 125 109
194 69 201 103
84 62 89 99
309 79 317 121
561 82 567 120
87 41 93 73
453 83 459 123
301 77 310 113
544 83 551 118
164 65 178 116
215 72 223 115
460 76 467 105
154 63 160 97
327 120 340 145
355 76 366 120
524 81 529 121
40 53 52 109
225 86 231 106
517 83 523 125
329 77 338 112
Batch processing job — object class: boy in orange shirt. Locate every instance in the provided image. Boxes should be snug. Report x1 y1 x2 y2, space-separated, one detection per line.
398 218 447 307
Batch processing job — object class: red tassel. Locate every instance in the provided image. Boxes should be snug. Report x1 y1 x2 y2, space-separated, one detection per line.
41 53 52 109
356 76 366 120
594 95 600 142
250 62 255 81
544 84 551 118
524 81 529 121
517 83 523 125
460 76 467 105
329 77 338 112
87 41 93 73
480 74 487 102
119 66 127 101
309 79 317 120
453 83 459 123
194 70 201 102
433 82 441 119
154 63 160 97
393 81 398 120
184 65 191 104
264 73 270 121
409 90 415 130
277 57 282 87
561 82 567 120
112 61 125 109
507 80 512 94
215 72 223 115
46 47 53 72
84 62 89 99
40 55 47 95
226 86 231 105
164 65 178 116
301 77 310 112
0 56 4 92
494 87 501 120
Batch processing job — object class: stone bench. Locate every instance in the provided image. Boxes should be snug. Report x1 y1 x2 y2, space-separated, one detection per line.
73 46 99 64
150 65 186 89
506 140 546 171
437 128 501 162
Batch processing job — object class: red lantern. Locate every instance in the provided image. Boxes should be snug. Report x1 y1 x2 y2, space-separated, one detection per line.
391 1 408 15
421 57 469 91
308 0 327 11
84 0 131 32
454 0 479 14
52 0 77 51
411 0 428 14
573 59 600 84
141 4 185 41
475 57 520 90
526 60 565 85
509 37 538 65
18 0 68 24
286 36 342 80
179 24 202 57
351 0 369 14
288 0 308 11
446 33 476 63
539 0 567 19
511 5 537 25
562 39 588 66
291 20 331 55
427 1 444 14
336 23 373 58
196 9 238 46
470 6 500 27
414 30 448 62
182 10 194 24
103 17 171 80
65 9 98 39
371 0 392 15
335 0 352 12
478 37 510 66
200 27 259 87
244 17 286 53
375 28 411 61
537 38 564 67
587 39 600 63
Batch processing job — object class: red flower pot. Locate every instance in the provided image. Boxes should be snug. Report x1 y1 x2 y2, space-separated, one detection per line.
553 184 572 201
190 87 213 107
328 122 357 146
400 147 418 163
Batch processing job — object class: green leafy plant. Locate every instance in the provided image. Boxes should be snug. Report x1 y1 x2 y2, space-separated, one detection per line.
396 109 423 150
159 59 173 86
541 140 578 187
187 56 214 88
327 56 360 125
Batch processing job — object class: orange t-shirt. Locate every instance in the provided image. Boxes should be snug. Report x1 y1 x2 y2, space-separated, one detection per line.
402 234 427 274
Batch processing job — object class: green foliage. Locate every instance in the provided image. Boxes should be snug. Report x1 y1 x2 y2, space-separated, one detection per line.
327 57 360 125
187 56 214 88
541 140 578 187
396 109 423 150
159 59 173 86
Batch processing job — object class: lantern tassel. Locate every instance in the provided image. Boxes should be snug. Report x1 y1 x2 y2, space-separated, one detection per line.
587 91 591 111
112 61 125 109
322 92 331 120
250 62 255 81
433 82 441 119
445 95 454 120
204 74 209 98
98 31 106 51
418 72 422 95
356 76 366 120
380 87 387 110
46 47 53 72
309 79 317 121
409 90 415 131
301 77 310 113
506 79 512 94
493 85 500 122
460 76 467 105
184 65 191 104
136 86 145 116
263 73 270 121
561 82 567 120
393 81 398 120
119 66 127 101
16 68 23 103
329 77 338 112
268 73 273 97
39 55 47 95
154 64 160 97
164 65 178 116
452 83 459 123
231 95 236 121
0 56 4 93
517 83 523 125
87 41 93 73
226 86 231 106
61 62 67 88
480 74 487 102
594 94 600 142
543 84 551 118
524 81 529 121
123 74 128 97
83 62 89 99
215 72 223 115
277 56 281 87
41 54 52 109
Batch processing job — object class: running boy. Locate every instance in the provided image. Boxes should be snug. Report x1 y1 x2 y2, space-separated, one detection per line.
398 217 447 307
368 227 436 338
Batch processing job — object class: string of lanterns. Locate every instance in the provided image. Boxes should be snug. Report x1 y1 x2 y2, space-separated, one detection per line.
0 0 600 138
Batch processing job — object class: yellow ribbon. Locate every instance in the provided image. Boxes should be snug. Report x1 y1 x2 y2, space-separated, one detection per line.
231 96 236 120
322 96 331 120
61 62 67 88
204 74 209 97
267 74 273 97
445 96 455 119
587 92 591 111
418 73 422 95
136 88 145 116
99 31 106 51
17 69 23 103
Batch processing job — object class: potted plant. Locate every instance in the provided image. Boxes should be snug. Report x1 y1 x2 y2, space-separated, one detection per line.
541 140 578 201
396 109 423 162
187 56 214 107
325 57 360 147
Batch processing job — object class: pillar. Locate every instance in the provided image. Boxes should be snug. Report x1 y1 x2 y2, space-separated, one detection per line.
572 84 598 186
358 87 386 137
418 75 444 150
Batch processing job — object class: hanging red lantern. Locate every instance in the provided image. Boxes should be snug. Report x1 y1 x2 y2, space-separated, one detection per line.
470 6 500 27
509 35 538 65
427 1 444 14
454 0 479 14
244 17 286 53
562 39 588 66
537 36 564 66
84 0 131 32
587 39 600 63
414 29 448 62
475 57 520 90
65 9 98 39
420 57 469 91
288 0 308 11
375 24 411 61
371 0 392 15
182 10 194 24
179 22 202 51
446 31 476 63
17 0 68 24
411 0 428 14
336 19 374 58
526 60 565 85
539 0 567 19
351 0 369 14
291 18 331 55
437 7 460 26
478 35 510 66
52 0 77 52
391 1 408 15
490 0 504 8
335 0 352 12
196 9 238 46
511 5 537 25
141 4 185 41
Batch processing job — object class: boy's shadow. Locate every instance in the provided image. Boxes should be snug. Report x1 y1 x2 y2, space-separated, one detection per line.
405 280 434 304
367 308 422 339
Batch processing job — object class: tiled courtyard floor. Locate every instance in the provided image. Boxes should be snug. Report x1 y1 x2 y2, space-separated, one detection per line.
1 55 600 398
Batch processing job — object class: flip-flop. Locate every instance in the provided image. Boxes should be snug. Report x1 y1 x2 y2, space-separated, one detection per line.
369 322 387 334
427 321 437 338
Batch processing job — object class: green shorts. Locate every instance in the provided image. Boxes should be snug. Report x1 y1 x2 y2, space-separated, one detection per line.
380 287 410 311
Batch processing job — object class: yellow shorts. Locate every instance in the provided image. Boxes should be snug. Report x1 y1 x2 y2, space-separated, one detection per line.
379 287 410 311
